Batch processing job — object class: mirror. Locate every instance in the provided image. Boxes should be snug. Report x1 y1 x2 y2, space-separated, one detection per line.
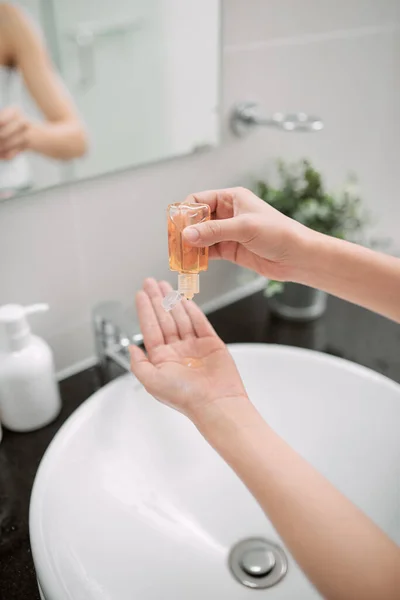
0 0 220 201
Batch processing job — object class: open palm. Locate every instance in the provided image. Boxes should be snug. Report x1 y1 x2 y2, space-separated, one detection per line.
129 279 247 418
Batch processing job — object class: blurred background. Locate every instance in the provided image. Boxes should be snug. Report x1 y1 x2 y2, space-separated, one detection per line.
0 0 399 375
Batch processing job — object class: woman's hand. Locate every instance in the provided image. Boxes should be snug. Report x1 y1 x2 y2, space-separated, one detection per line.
0 106 30 160
182 187 313 282
129 278 248 420
181 187 400 323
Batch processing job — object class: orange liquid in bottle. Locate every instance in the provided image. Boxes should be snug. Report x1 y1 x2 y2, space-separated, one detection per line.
167 203 210 274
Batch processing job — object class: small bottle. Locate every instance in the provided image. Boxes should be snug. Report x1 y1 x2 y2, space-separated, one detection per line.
0 304 61 432
162 202 210 311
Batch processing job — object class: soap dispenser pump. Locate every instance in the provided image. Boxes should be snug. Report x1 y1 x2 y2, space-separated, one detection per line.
0 304 61 432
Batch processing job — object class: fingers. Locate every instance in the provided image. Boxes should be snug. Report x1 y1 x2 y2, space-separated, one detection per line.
143 278 180 344
129 345 157 389
208 246 221 260
184 190 224 213
135 289 164 351
150 278 218 340
182 299 219 339
0 106 18 127
0 149 20 161
0 132 26 154
183 214 255 247
183 188 266 249
185 188 245 216
0 107 27 155
0 117 26 142
158 280 195 340
136 276 219 344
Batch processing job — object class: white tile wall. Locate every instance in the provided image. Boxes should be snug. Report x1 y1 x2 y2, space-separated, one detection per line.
223 0 400 47
0 0 399 374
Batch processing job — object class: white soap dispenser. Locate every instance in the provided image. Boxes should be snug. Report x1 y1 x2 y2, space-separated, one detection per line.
0 304 61 432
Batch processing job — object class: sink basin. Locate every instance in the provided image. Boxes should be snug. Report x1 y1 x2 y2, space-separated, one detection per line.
30 344 400 599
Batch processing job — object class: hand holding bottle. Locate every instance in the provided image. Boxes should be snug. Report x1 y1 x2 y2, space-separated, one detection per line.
182 187 311 283
182 187 400 323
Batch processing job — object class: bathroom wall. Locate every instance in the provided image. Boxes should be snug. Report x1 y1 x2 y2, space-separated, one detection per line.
1 0 399 375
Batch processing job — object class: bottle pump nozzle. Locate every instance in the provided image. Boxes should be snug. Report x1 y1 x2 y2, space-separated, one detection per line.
24 304 49 316
0 304 49 351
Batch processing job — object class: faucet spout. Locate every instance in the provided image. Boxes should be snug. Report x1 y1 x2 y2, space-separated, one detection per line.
92 301 143 377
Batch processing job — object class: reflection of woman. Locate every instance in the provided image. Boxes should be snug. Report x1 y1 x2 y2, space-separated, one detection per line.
0 3 87 196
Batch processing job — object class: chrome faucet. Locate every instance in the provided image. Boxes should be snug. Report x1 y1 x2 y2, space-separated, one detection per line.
92 301 143 376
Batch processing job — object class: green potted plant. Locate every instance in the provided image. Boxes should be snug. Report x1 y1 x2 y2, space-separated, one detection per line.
256 159 369 321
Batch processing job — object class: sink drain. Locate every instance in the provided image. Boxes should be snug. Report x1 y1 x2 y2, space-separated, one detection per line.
228 538 288 589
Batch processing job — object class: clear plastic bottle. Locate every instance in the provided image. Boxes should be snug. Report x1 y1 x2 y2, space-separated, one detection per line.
162 202 210 311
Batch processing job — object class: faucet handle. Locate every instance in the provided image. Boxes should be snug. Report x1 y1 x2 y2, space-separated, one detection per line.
92 301 143 346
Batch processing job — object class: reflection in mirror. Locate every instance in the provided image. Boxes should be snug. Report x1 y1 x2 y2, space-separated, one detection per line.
1 0 220 201
0 2 87 200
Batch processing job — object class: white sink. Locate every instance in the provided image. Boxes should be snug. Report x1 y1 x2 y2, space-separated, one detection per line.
30 344 400 600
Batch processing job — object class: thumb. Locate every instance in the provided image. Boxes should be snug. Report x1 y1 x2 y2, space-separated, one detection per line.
183 216 250 247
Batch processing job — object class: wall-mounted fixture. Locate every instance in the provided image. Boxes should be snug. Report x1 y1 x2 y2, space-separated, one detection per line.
68 17 142 88
231 102 323 137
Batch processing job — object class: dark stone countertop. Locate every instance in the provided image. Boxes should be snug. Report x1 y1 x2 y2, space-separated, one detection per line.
0 291 399 599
